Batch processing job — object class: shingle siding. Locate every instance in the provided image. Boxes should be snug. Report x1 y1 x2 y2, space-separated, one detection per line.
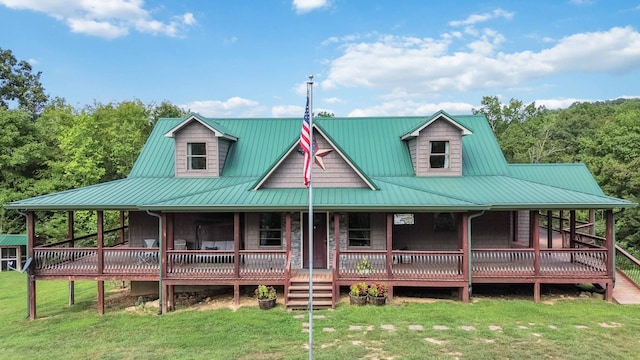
175 122 219 177
261 133 368 188
415 118 463 177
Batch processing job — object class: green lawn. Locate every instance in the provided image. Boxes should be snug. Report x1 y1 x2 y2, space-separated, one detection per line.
2 272 640 359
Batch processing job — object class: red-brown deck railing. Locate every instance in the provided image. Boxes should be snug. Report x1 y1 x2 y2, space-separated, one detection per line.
33 245 607 282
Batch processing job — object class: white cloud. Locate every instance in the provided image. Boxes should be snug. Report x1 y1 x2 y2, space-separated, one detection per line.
272 105 304 117
322 26 640 99
448 8 514 27
323 97 344 104
181 97 263 117
535 98 590 109
292 0 330 14
27 58 39 65
0 0 195 39
348 100 474 117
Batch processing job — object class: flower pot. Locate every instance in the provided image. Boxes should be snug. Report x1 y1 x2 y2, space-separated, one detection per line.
368 295 386 306
258 298 276 310
349 294 368 306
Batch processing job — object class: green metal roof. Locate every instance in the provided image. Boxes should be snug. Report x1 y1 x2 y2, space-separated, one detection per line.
6 111 636 211
0 234 27 246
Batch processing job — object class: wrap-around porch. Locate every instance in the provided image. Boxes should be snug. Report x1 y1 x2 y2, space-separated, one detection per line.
24 208 616 317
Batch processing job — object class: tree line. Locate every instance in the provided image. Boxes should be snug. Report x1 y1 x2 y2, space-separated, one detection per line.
1 47 638 253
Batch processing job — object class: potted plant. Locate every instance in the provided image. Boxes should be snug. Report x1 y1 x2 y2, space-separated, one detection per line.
355 256 373 275
256 285 277 310
367 282 388 306
349 282 368 305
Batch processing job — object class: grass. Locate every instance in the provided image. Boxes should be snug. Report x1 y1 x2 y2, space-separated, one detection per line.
2 272 640 360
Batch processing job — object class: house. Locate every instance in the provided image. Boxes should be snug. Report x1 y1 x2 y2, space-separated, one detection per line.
0 234 26 272
5 110 635 318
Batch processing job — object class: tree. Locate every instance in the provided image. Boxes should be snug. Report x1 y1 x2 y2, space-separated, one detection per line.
316 111 334 117
0 48 48 118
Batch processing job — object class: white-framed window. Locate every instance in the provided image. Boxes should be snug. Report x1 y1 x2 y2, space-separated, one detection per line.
187 143 207 170
348 213 371 247
429 141 449 169
259 213 282 246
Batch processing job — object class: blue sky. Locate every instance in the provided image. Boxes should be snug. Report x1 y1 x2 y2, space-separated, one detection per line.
1 0 639 117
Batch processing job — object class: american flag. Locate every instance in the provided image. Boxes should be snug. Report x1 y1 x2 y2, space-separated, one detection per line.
300 95 311 186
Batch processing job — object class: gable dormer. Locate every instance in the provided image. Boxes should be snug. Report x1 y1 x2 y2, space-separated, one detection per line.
401 111 471 177
164 114 237 178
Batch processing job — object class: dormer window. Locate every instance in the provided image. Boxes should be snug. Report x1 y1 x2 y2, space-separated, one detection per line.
429 141 449 169
187 143 207 170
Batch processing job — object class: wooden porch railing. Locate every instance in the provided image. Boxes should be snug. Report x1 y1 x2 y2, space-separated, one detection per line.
336 250 464 280
165 250 287 279
539 249 607 276
471 249 535 276
616 245 640 285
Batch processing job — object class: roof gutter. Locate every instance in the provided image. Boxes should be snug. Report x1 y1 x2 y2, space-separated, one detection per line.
146 210 163 315
467 210 485 298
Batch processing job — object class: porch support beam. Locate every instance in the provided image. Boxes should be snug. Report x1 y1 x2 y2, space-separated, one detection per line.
386 213 393 300
119 211 126 245
97 210 104 315
530 211 540 303
166 213 174 311
27 211 36 320
332 212 339 305
460 212 469 303
68 211 75 306
546 210 553 249
512 211 518 242
570 210 576 248
234 212 240 305
161 212 168 315
605 210 614 302
589 210 596 235
285 212 292 307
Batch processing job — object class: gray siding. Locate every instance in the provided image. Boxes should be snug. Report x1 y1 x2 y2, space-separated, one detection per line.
415 118 463 177
128 211 161 247
218 139 232 174
261 133 368 188
471 211 512 248
175 122 219 177
392 213 459 250
244 212 285 250
408 138 417 173
517 210 530 242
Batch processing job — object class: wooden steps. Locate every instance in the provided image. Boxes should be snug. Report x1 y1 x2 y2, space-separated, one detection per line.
286 275 334 310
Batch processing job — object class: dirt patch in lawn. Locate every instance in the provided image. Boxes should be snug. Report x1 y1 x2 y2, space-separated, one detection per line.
105 283 596 313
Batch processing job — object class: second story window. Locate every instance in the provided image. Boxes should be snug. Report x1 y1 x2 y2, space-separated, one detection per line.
429 141 449 169
188 143 207 170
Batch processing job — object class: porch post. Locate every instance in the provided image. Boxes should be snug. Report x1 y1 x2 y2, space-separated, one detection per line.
97 210 104 315
233 212 240 305
386 213 393 299
605 210 614 301
546 210 553 249
333 212 339 304
589 210 596 235
119 211 125 245
68 211 75 306
161 213 168 314
569 210 576 248
530 211 540 303
460 212 469 303
166 213 174 311
27 211 36 320
512 211 518 242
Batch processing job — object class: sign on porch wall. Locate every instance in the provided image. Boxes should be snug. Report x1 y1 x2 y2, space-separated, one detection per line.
393 214 415 225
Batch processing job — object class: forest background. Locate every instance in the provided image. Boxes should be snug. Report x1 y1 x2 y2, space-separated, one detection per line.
1 47 638 255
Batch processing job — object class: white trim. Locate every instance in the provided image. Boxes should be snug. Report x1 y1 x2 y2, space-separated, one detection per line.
164 115 238 141
401 113 472 140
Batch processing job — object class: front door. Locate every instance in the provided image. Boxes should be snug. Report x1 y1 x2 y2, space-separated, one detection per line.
303 212 327 269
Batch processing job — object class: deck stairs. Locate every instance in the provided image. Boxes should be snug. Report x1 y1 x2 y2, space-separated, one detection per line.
286 271 334 310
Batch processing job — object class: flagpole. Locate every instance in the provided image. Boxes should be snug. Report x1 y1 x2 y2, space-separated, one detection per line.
306 74 314 360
